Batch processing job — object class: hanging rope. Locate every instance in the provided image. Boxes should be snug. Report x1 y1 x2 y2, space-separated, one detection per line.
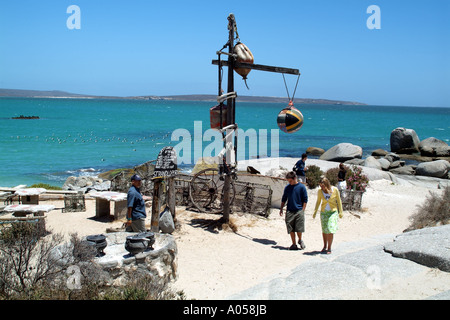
282 73 301 104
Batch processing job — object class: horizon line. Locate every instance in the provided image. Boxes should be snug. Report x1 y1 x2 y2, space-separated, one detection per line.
0 87 449 108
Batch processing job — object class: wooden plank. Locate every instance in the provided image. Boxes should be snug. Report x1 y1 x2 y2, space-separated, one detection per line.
212 60 300 75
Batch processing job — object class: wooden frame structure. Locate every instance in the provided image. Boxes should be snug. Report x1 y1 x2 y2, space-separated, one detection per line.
212 14 300 222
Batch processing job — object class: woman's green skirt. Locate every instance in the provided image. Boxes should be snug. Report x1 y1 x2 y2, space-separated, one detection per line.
320 210 339 234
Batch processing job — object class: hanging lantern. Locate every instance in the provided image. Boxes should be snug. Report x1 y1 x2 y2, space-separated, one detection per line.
277 101 304 134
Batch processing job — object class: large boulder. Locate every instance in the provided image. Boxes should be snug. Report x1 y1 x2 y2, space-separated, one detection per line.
390 127 420 154
415 160 450 179
419 137 450 157
306 147 325 156
320 143 363 163
371 149 388 157
377 158 391 171
159 207 175 234
364 156 382 170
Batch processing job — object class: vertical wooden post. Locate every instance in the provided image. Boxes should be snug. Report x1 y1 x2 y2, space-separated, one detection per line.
151 178 162 232
222 13 236 224
226 13 236 126
167 177 176 222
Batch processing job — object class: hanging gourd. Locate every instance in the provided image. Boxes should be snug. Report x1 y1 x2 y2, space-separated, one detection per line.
234 42 254 89
277 101 304 134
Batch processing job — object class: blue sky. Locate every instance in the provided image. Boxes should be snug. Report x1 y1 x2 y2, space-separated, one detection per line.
0 0 449 107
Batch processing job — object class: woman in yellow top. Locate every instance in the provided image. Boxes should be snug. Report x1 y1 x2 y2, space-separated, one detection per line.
313 177 344 254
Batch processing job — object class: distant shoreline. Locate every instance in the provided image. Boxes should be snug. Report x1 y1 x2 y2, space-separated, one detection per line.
0 88 366 105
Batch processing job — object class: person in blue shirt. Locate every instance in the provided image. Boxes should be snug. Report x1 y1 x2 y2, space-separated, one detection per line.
126 174 150 232
280 171 308 250
293 153 308 184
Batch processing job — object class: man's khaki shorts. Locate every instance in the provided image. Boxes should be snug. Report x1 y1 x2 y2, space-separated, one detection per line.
285 210 305 233
126 218 146 232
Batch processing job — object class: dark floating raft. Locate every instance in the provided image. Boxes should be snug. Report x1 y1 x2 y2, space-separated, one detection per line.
12 115 40 119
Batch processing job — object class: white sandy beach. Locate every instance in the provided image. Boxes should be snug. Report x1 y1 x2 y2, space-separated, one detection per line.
15 157 450 300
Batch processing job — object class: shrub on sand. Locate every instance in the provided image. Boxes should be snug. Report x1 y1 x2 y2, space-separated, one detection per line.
29 183 62 190
325 167 340 186
407 186 450 231
305 165 323 189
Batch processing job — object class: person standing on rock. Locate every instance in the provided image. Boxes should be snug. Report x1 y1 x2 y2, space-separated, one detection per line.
126 174 150 232
313 177 343 254
280 171 308 250
293 153 308 184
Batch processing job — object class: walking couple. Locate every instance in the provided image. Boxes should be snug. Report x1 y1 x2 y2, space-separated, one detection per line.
279 171 343 254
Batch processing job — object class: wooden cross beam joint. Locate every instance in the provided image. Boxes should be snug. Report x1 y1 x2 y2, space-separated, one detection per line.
212 59 300 75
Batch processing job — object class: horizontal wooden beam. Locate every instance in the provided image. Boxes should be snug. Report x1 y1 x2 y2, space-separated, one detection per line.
212 60 300 75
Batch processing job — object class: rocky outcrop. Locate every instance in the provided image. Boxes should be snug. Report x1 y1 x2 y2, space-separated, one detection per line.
320 143 363 162
390 127 420 154
359 150 450 179
63 176 111 192
366 151 413 175
384 225 450 272
51 232 177 288
95 232 177 286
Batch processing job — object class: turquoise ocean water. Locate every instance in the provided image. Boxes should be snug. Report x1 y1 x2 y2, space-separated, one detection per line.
0 97 449 187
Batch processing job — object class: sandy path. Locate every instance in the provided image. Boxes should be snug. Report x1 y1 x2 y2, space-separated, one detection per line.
38 178 448 300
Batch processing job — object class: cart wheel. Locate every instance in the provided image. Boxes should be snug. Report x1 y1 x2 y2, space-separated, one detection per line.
189 168 236 214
